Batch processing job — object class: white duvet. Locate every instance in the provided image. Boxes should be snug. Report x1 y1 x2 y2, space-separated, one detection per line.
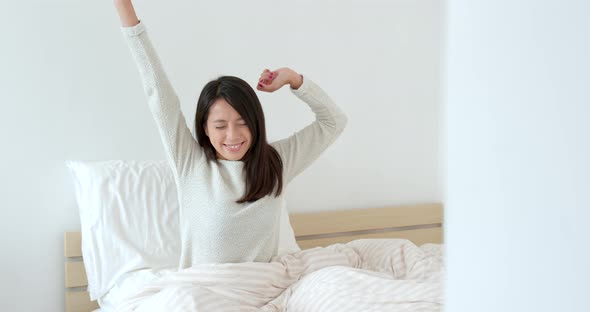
113 239 444 312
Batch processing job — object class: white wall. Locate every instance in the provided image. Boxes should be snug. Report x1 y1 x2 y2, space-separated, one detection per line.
445 0 590 310
0 1 442 311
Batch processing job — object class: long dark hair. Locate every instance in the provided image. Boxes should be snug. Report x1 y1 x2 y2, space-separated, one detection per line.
194 76 283 204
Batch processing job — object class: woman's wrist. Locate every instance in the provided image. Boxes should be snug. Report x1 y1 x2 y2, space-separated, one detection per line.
289 72 304 90
114 0 140 27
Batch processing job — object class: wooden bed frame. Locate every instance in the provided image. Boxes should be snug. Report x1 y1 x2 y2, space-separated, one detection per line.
64 203 443 312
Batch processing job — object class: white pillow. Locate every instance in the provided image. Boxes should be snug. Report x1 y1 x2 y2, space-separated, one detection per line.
66 160 181 300
66 160 300 300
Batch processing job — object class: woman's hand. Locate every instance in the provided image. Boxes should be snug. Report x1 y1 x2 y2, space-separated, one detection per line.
114 0 140 27
256 68 303 93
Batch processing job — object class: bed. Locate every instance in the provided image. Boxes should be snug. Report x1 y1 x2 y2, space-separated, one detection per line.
64 202 443 312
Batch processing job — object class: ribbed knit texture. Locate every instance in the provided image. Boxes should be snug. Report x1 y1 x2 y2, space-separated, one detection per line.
121 21 348 269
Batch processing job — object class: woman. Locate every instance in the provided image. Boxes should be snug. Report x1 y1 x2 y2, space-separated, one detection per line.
114 0 348 269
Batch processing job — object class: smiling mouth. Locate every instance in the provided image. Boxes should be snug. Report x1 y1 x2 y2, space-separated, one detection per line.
223 142 244 152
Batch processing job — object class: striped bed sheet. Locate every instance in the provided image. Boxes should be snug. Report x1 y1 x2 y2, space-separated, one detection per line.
114 239 444 311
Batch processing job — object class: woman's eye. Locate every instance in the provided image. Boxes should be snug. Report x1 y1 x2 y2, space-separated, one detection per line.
214 124 245 129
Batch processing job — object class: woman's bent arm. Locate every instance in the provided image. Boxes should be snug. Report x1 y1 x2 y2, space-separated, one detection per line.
270 77 348 184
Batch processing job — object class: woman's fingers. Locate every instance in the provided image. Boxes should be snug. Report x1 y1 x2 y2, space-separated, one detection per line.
260 71 273 79
258 71 275 85
257 82 276 91
257 68 280 92
257 79 277 92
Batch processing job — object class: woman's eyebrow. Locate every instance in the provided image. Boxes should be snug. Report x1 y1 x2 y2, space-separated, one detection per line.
212 118 244 123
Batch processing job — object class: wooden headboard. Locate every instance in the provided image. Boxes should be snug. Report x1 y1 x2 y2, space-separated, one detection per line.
64 203 443 312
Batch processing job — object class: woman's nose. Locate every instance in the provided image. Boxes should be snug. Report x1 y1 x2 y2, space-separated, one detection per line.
226 127 241 140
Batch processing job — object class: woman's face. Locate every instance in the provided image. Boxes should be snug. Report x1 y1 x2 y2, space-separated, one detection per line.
204 98 252 161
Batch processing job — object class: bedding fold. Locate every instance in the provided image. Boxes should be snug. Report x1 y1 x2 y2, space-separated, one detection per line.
114 239 444 312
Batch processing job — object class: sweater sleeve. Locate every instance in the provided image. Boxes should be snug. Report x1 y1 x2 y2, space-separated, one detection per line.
120 21 204 179
270 76 348 184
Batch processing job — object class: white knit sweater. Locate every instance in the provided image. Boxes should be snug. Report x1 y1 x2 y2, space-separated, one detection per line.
121 21 348 269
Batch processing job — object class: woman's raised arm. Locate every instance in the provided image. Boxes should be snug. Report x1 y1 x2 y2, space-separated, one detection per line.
114 0 205 179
